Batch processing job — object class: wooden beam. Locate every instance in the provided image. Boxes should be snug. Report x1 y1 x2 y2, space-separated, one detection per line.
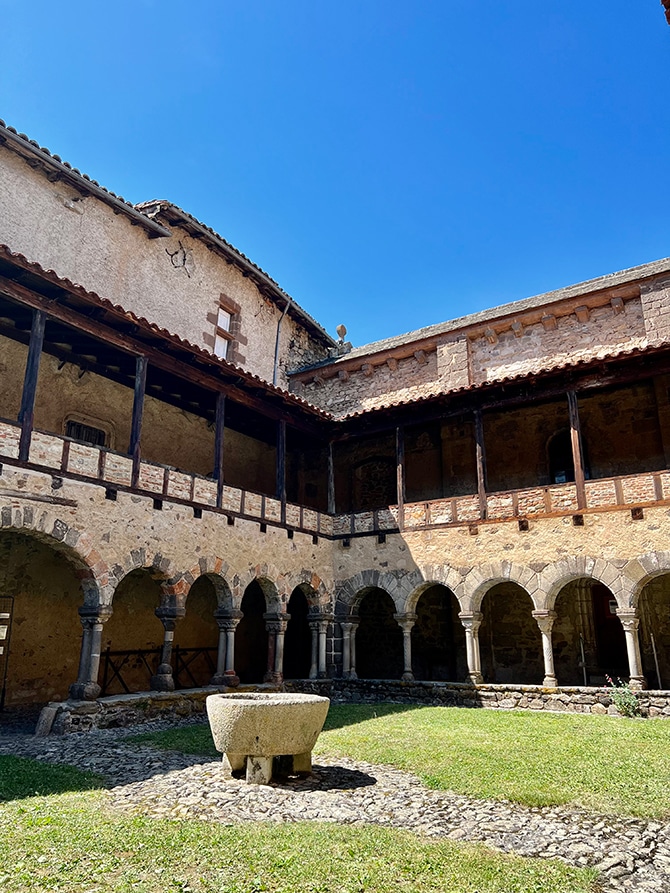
276 420 287 523
18 309 45 461
214 393 226 508
474 409 488 519
129 356 148 487
567 389 586 509
327 442 336 514
0 275 327 436
396 426 405 530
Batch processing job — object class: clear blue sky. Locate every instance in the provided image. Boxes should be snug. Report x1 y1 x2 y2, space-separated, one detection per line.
1 1 668 346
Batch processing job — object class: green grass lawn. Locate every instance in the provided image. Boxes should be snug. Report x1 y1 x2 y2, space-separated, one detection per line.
0 758 596 893
131 703 670 817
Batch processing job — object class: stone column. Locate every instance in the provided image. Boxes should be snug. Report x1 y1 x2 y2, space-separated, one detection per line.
394 612 417 682
211 609 242 687
340 621 353 677
264 613 289 684
349 619 359 679
150 606 184 692
459 612 484 684
309 620 319 679
69 606 112 701
318 615 332 678
617 611 647 690
532 610 558 688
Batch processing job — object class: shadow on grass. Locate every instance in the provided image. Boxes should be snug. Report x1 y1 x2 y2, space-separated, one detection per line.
0 755 102 802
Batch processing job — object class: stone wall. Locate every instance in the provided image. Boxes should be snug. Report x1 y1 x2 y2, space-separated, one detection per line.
294 291 662 418
38 680 670 736
0 145 330 388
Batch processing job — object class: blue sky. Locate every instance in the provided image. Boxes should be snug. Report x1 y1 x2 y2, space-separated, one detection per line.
1 1 668 346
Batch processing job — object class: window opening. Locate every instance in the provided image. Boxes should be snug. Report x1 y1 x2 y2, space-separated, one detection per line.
214 307 233 360
65 420 107 448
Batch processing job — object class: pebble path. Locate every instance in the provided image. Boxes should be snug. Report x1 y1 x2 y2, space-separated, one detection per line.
1 720 669 893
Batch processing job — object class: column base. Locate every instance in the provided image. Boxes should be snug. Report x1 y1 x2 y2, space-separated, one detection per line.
543 675 558 688
150 665 175 692
629 676 647 691
401 671 415 682
211 671 240 687
467 672 483 685
68 681 101 701
346 670 358 680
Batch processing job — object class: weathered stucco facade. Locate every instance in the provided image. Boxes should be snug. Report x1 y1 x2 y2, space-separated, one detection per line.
2 120 670 722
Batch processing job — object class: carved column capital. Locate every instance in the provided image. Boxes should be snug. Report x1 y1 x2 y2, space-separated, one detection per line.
394 612 418 632
459 611 483 633
532 610 557 635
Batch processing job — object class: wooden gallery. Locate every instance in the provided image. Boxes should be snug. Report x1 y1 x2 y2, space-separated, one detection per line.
1 120 670 729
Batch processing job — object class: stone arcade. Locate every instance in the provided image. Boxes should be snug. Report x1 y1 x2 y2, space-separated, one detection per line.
1 119 670 727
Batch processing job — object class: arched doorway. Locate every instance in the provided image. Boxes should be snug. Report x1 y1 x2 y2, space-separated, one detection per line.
235 581 269 683
553 579 627 685
284 586 312 680
479 583 542 684
412 585 466 681
637 575 670 689
173 575 219 688
0 531 87 709
355 587 403 679
102 569 165 694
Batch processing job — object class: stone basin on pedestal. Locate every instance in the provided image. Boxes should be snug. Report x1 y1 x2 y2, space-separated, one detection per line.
206 691 330 784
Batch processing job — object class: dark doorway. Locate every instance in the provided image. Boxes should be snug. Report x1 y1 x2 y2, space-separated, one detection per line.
356 588 403 679
412 585 465 681
548 429 575 484
235 582 268 683
284 587 312 680
592 584 627 676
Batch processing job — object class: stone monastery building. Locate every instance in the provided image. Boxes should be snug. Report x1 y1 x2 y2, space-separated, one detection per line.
1 119 670 723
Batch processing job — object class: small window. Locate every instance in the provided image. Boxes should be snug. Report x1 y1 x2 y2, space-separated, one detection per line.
214 306 234 360
65 420 107 447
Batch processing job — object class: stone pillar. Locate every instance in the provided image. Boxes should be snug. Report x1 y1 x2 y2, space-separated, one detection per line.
532 610 558 688
349 619 359 679
340 621 353 677
69 606 112 701
617 611 647 690
459 612 484 684
150 606 184 692
264 613 289 684
309 620 319 679
394 612 417 682
318 615 331 678
211 609 242 687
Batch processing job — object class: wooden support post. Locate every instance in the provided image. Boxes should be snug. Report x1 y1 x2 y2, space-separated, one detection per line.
276 420 287 523
396 426 405 529
474 409 487 520
327 441 336 515
567 389 586 509
18 309 46 462
129 356 148 487
214 393 226 507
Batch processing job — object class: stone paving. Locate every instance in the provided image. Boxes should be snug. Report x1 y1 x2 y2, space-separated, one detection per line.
1 720 669 893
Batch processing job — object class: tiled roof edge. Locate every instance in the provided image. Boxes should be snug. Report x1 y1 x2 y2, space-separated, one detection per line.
136 200 336 348
296 256 670 371
0 120 171 239
0 244 332 421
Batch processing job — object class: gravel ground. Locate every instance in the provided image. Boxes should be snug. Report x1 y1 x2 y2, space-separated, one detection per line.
1 719 669 893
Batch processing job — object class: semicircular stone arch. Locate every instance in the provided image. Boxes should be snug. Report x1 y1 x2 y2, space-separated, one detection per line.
404 564 465 615
110 549 180 608
283 570 331 612
624 552 670 608
335 569 423 618
0 504 110 606
462 561 540 613
233 566 282 613
539 557 632 611
181 557 233 611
